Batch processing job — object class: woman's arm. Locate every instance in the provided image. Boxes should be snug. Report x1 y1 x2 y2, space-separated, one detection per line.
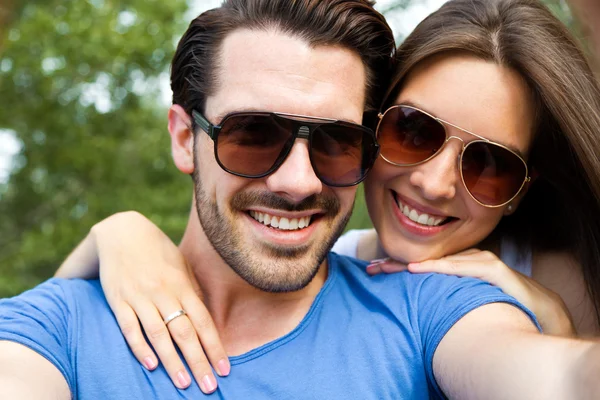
54 211 229 394
531 251 599 336
55 231 100 279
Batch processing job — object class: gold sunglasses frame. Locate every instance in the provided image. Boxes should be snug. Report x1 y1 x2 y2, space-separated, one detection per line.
376 105 531 208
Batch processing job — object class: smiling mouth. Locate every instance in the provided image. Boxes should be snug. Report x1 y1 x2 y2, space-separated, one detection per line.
393 193 457 227
248 210 315 231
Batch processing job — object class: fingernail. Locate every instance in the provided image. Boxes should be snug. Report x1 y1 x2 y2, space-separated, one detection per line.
366 264 381 275
177 370 191 389
408 262 420 268
217 358 231 376
369 258 388 265
143 357 157 370
201 374 217 393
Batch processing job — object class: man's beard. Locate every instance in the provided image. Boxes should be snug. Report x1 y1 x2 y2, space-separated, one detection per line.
192 169 352 293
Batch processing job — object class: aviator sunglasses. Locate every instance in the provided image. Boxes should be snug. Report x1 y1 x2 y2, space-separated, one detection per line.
376 105 531 207
192 110 380 187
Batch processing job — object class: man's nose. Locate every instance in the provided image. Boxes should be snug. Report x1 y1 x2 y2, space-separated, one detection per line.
409 139 462 201
264 139 323 203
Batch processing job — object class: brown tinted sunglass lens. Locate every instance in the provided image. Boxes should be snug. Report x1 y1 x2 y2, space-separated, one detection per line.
216 114 293 176
378 106 446 165
311 124 368 186
461 141 527 206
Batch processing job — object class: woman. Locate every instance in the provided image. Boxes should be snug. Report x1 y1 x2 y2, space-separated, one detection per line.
57 0 600 392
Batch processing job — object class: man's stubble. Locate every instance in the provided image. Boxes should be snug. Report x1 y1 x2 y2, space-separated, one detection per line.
192 162 353 293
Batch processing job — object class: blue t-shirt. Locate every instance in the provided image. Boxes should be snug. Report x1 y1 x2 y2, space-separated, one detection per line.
0 253 538 399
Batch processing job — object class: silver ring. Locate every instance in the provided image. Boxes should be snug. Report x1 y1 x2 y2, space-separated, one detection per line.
163 309 187 325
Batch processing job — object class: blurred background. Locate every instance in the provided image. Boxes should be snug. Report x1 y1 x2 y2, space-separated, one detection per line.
0 0 597 297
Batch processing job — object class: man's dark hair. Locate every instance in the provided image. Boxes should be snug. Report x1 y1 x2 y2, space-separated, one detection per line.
171 0 395 121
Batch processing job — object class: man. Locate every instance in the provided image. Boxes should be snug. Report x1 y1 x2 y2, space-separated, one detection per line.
0 1 599 399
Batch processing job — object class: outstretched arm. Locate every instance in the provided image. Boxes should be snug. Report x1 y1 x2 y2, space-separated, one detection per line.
56 229 100 279
434 303 599 399
54 211 229 394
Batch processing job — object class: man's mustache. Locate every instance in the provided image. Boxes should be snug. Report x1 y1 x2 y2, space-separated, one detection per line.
230 191 340 216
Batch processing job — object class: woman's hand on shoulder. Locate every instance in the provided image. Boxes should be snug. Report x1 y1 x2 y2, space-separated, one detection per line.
90 211 229 393
366 248 576 337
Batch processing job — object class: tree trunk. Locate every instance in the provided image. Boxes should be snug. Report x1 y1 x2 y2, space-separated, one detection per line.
0 0 14 50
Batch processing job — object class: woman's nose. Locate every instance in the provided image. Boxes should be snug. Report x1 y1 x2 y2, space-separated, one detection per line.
408 139 463 202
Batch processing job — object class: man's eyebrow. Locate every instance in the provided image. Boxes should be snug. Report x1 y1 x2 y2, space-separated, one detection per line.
211 108 264 124
395 99 527 158
213 109 361 126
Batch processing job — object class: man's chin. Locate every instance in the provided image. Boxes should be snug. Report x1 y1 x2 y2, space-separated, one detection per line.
231 252 326 293
258 241 313 258
248 273 319 293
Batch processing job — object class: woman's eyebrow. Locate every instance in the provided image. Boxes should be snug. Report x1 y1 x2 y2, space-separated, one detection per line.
396 98 527 158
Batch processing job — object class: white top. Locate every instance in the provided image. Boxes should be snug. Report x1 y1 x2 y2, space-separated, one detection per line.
499 236 533 277
331 229 533 278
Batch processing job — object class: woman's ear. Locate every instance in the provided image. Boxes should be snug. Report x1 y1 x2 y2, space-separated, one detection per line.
504 203 516 216
503 190 526 216
503 169 537 216
168 104 195 174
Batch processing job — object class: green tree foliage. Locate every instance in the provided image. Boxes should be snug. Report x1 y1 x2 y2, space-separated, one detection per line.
0 0 188 297
0 0 583 298
545 0 578 29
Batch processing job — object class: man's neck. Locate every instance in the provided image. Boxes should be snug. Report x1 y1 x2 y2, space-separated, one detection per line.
178 206 328 356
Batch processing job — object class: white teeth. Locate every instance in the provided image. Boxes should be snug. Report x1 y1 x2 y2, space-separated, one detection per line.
249 211 312 231
397 199 447 227
417 214 429 225
409 209 419 221
279 217 289 230
298 218 306 229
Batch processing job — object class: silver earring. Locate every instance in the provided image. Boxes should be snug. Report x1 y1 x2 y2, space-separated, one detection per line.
507 204 514 212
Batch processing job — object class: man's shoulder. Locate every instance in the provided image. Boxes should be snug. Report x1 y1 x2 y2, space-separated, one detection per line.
0 278 109 396
326 251 534 323
0 278 107 325
4 278 103 303
328 251 475 295
43 277 103 293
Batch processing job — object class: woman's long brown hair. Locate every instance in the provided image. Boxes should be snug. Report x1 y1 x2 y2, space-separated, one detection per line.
383 0 600 325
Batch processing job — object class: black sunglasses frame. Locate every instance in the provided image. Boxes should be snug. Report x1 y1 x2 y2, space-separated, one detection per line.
192 110 380 187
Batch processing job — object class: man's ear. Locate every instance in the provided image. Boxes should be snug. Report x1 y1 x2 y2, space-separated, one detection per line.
168 104 195 174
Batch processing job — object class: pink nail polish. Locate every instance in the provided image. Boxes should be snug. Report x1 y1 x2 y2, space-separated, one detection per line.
217 358 231 376
202 374 217 393
143 357 157 370
177 371 191 388
366 264 379 274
